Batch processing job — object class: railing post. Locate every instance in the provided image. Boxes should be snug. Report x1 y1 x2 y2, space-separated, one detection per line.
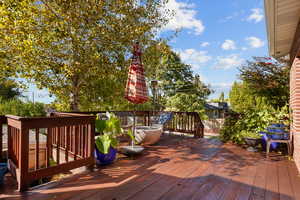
18 126 29 191
87 121 95 171
193 113 204 138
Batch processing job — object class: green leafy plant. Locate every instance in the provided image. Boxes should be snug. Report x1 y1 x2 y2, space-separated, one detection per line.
240 130 261 139
220 104 290 144
0 98 46 117
127 129 137 144
95 113 123 154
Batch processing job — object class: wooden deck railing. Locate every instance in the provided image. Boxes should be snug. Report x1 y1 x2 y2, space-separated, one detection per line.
5 113 95 191
0 110 203 191
67 111 204 138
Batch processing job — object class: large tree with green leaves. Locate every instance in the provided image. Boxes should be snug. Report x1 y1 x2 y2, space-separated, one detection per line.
239 57 290 108
229 81 270 113
1 0 169 111
153 50 211 113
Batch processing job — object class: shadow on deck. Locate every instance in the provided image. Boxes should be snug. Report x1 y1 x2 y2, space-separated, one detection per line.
1 134 300 200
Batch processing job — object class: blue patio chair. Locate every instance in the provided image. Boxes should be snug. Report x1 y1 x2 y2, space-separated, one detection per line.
265 124 292 158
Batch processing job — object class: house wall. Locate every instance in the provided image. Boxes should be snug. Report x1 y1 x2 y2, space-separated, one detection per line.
290 57 300 172
203 119 225 135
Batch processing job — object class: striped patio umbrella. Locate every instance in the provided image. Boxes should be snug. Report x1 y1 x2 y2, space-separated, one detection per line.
125 42 148 104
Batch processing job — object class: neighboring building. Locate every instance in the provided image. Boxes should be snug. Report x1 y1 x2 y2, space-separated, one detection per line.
205 102 229 119
265 0 300 172
204 102 228 135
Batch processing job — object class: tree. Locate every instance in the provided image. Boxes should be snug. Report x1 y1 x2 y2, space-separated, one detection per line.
239 57 290 108
157 51 196 96
0 78 21 101
219 92 225 102
229 81 271 113
154 50 211 113
1 0 169 111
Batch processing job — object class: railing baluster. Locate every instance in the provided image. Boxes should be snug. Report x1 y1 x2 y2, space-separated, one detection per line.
56 127 60 165
85 124 88 158
66 126 70 162
46 128 51 167
74 125 78 160
7 126 11 162
35 128 39 170
79 125 82 157
72 126 75 154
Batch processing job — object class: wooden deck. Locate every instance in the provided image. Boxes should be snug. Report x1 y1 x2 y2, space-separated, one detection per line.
1 134 300 200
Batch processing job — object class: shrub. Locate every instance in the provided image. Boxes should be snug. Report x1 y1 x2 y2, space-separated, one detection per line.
0 98 46 117
220 105 289 144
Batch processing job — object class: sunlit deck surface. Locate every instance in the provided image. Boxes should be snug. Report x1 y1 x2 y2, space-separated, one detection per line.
1 134 300 200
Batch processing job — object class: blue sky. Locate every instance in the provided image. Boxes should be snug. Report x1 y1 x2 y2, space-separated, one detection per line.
26 0 268 103
162 0 268 99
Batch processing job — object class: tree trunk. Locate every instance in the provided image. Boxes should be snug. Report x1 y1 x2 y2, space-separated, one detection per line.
71 91 80 111
71 75 80 111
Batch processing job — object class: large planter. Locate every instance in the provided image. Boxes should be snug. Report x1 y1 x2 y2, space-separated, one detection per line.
119 145 144 156
134 126 163 145
94 147 117 165
244 137 261 147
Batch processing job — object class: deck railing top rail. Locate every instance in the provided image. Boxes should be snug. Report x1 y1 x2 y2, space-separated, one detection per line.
5 114 95 129
60 110 204 138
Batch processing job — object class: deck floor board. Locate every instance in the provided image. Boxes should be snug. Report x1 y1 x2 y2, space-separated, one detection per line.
1 134 300 200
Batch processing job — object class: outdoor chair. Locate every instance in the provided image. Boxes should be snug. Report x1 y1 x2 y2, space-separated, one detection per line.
265 124 293 158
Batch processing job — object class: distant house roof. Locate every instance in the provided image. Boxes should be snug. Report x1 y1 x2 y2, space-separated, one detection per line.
205 102 228 110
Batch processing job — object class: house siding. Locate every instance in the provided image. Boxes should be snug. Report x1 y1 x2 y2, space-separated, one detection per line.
290 57 300 172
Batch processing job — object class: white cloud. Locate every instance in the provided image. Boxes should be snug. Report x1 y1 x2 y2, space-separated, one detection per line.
178 48 211 70
245 36 265 48
241 47 248 51
219 10 245 23
200 42 210 47
221 40 237 50
211 82 233 89
214 54 244 70
247 8 264 23
162 0 205 35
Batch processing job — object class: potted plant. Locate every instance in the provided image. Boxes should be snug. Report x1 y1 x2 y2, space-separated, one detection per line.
94 113 123 165
241 130 262 147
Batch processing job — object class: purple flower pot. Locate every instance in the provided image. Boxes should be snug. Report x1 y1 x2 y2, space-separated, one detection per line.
0 163 7 185
261 132 278 150
94 147 117 165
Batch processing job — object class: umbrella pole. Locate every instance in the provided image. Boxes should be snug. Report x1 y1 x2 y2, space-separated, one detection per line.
132 104 136 148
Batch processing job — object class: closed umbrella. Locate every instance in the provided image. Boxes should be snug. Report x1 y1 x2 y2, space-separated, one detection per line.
125 42 148 144
124 42 148 104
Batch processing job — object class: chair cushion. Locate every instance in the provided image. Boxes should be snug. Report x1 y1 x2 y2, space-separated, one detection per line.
158 112 173 125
